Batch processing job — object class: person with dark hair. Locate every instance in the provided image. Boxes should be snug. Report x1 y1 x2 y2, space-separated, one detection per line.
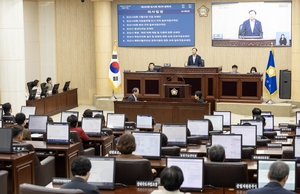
187 47 203 67
47 116 54 123
67 115 89 142
127 87 139 102
116 133 142 159
241 10 263 37
247 161 294 194
83 109 93 118
194 91 204 103
161 133 168 147
252 107 262 119
12 126 23 143
231 65 239 74
32 79 41 96
279 34 287 46
15 113 32 140
46 77 53 92
151 166 184 194
2 102 12 116
94 114 105 126
208 144 226 162
250 67 257 73
147 62 157 72
61 156 99 194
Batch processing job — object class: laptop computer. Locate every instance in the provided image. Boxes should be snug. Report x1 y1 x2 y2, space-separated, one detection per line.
230 125 257 147
166 157 204 192
87 156 115 190
28 115 48 134
21 106 36 120
92 110 103 117
81 117 102 136
240 119 263 136
46 122 70 144
61 111 79 122
0 128 13 153
213 111 231 126
132 131 161 159
211 134 242 162
263 115 274 131
162 124 187 147
136 114 153 130
106 113 125 130
187 119 209 139
204 115 223 132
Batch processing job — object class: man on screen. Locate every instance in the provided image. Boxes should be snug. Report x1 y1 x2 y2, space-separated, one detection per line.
241 10 263 38
187 47 203 67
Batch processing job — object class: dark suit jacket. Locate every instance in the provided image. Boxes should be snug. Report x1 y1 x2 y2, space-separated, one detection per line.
61 177 99 194
246 182 295 194
241 19 263 37
187 54 203 67
197 99 205 103
127 94 137 102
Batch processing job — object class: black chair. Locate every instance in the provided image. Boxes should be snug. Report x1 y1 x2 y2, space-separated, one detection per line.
70 131 95 156
27 81 34 93
40 82 46 88
201 59 205 67
0 170 8 194
242 147 255 159
154 65 162 72
282 150 294 159
161 146 180 157
263 131 277 139
187 136 202 145
256 139 271 146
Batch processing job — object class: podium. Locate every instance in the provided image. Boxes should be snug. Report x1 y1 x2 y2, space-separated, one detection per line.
164 83 191 99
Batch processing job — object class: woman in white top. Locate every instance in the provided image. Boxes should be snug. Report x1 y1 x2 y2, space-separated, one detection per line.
32 79 41 96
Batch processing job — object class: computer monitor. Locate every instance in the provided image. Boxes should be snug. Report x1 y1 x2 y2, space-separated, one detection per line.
63 81 70 92
296 111 300 124
230 125 257 147
263 115 274 131
52 83 60 94
132 132 161 159
46 122 70 144
240 119 264 136
296 127 300 136
87 156 115 190
162 124 187 147
92 110 103 117
213 111 231 126
81 117 102 136
106 113 125 130
294 136 300 161
61 111 79 122
21 106 36 119
204 115 223 131
258 159 296 191
136 115 153 129
211 134 242 161
28 115 48 133
166 157 204 191
0 128 13 153
187 119 209 138
261 111 272 116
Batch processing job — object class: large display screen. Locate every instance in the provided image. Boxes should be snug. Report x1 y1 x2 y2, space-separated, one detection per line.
118 3 195 47
212 1 291 47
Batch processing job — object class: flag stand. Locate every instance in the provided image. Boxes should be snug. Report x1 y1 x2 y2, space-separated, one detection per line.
266 99 274 104
110 89 117 101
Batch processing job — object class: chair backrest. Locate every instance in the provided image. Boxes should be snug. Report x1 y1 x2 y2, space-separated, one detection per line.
238 24 243 36
115 158 153 185
13 143 41 167
204 162 248 187
256 139 271 146
40 82 46 88
69 131 85 155
27 81 34 93
282 149 294 159
20 183 84 194
242 147 254 159
0 170 8 194
187 136 202 145
161 146 180 157
154 65 162 72
201 59 205 67
263 131 277 139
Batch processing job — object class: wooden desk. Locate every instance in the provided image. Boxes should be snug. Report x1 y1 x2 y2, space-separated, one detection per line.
83 135 114 156
114 101 211 123
255 146 293 157
25 141 80 178
0 152 35 194
26 88 78 116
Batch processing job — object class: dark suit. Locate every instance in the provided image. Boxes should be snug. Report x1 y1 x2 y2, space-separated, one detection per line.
197 99 205 103
246 182 295 194
241 19 263 37
187 54 203 67
61 177 99 194
127 94 137 102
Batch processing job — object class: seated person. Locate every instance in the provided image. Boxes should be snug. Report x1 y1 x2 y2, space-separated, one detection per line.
194 91 204 103
12 126 23 143
2 102 13 116
67 115 89 141
15 113 31 140
45 77 53 92
247 161 294 194
116 133 142 159
208 144 226 162
231 65 239 74
252 107 262 119
61 156 99 194
151 166 184 194
32 79 41 96
83 109 93 118
250 67 257 73
161 133 168 147
127 87 139 102
47 116 54 123
147 62 158 72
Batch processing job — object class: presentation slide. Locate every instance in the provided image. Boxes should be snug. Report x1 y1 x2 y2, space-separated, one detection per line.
118 3 195 47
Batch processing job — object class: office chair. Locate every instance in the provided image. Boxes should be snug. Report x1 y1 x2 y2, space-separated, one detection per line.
161 146 180 157
0 170 8 194
256 139 271 146
27 81 34 93
154 65 162 72
20 183 84 194
70 131 95 156
282 150 294 159
201 59 205 67
242 147 255 159
115 158 153 185
263 131 277 139
187 136 202 145
40 82 46 88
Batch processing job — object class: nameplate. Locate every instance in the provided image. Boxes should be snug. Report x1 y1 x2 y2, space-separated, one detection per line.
279 123 289 127
52 177 71 184
136 181 158 188
251 155 270 160
108 150 121 155
206 142 212 147
180 153 197 158
281 128 292 132
274 136 288 140
236 183 257 190
267 143 282 148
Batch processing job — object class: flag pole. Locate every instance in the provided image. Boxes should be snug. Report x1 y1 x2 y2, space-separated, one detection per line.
110 89 117 100
266 42 275 104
